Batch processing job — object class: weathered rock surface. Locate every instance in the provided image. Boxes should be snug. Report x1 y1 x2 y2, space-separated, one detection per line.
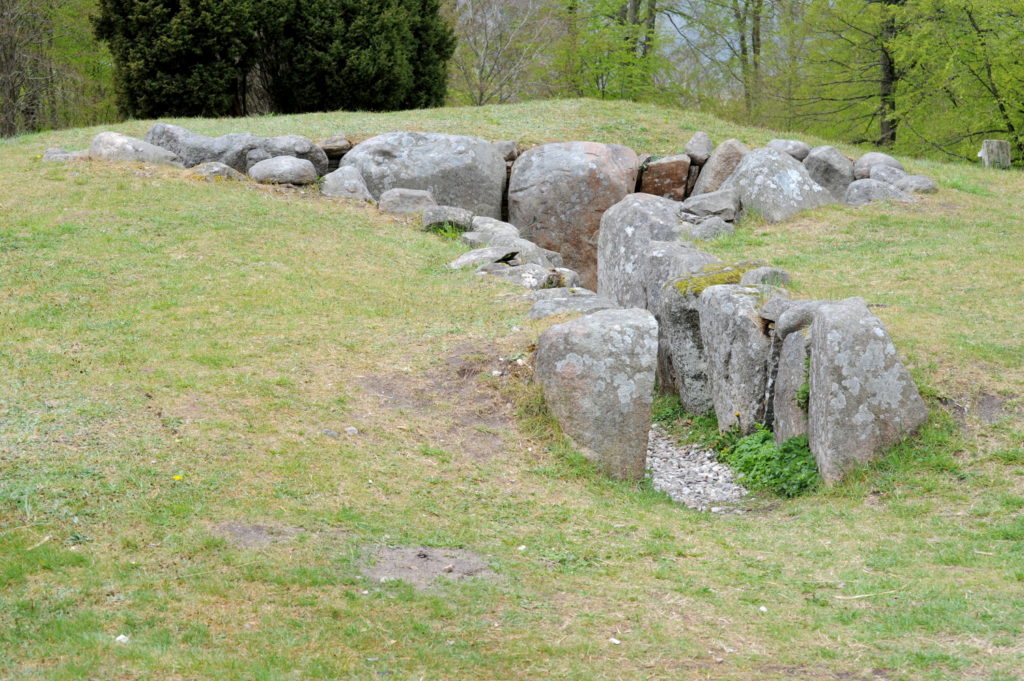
340 132 506 219
522 286 596 302
493 140 520 162
144 123 327 174
422 205 474 232
691 139 749 195
688 216 735 241
699 284 775 433
535 308 658 480
248 156 317 185
643 242 721 392
449 246 519 270
685 132 715 166
807 298 928 483
896 174 938 194
527 294 619 319
379 188 437 214
319 135 352 159
481 263 560 290
186 162 245 181
321 166 374 201
597 193 689 308
845 179 915 206
741 266 791 287
89 132 181 166
42 148 86 162
868 164 907 186
508 141 639 290
767 139 811 161
853 152 904 180
773 330 811 444
724 148 834 222
803 146 854 201
472 216 520 238
680 186 740 222
640 154 691 197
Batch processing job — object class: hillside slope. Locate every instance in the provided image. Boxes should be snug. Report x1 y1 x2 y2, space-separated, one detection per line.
1 100 1022 681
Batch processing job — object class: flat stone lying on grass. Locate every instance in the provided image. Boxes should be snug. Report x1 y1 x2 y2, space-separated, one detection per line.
527 294 618 319
321 166 374 201
186 162 245 181
535 308 658 481
845 179 915 206
422 205 474 232
379 188 436 214
521 286 597 301
42 148 87 162
145 123 328 174
362 546 495 590
477 263 563 289
249 156 318 185
89 132 182 166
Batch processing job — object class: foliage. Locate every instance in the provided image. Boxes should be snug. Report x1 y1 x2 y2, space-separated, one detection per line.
717 426 820 497
94 0 455 118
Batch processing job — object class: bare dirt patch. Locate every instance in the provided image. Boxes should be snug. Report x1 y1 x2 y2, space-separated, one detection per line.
361 546 496 589
213 521 302 549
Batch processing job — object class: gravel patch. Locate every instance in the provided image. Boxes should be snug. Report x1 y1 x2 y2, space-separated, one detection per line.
646 424 749 512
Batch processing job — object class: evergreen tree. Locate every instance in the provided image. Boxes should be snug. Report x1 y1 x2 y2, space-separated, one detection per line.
94 0 455 118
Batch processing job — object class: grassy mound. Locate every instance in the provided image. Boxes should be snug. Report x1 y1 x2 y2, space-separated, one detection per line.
1 99 1022 680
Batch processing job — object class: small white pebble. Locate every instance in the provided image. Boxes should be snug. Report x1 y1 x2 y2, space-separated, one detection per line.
608 637 621 645
517 545 526 552
114 634 130 644
759 606 768 613
361 590 369 595
491 370 502 377
344 426 358 436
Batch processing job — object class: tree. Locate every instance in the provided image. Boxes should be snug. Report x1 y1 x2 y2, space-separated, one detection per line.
0 0 55 137
94 0 455 118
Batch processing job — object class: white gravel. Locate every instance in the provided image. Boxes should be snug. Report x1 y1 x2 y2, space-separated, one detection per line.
646 424 749 512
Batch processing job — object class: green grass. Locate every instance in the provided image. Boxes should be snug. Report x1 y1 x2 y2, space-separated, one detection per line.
1 99 1023 680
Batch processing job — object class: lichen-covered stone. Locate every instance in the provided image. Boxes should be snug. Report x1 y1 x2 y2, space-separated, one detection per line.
691 139 749 195
807 298 928 483
597 193 690 309
773 330 811 444
698 285 775 433
535 308 658 480
508 141 639 290
341 132 506 218
527 295 619 319
741 266 791 287
145 123 327 174
724 148 834 223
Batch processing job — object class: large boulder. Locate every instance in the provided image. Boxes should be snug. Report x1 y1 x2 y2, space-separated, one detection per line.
340 132 506 218
698 284 775 433
685 132 715 166
691 138 749 195
535 308 658 480
144 123 327 174
88 132 181 166
723 148 834 222
643 242 721 392
845 179 915 206
321 166 374 201
807 298 928 483
248 156 318 185
897 174 938 194
803 146 855 201
508 142 639 290
853 151 904 180
597 193 689 308
640 154 691 198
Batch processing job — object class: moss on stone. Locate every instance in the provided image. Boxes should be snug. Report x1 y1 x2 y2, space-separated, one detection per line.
672 260 767 296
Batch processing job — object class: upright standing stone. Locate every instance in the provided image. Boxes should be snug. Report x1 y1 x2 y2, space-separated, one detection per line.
691 139 749 196
979 140 1012 169
597 193 688 309
685 132 715 166
660 283 712 415
508 142 639 290
535 309 658 481
807 298 928 483
640 155 692 197
773 330 811 444
698 285 775 433
804 146 855 201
